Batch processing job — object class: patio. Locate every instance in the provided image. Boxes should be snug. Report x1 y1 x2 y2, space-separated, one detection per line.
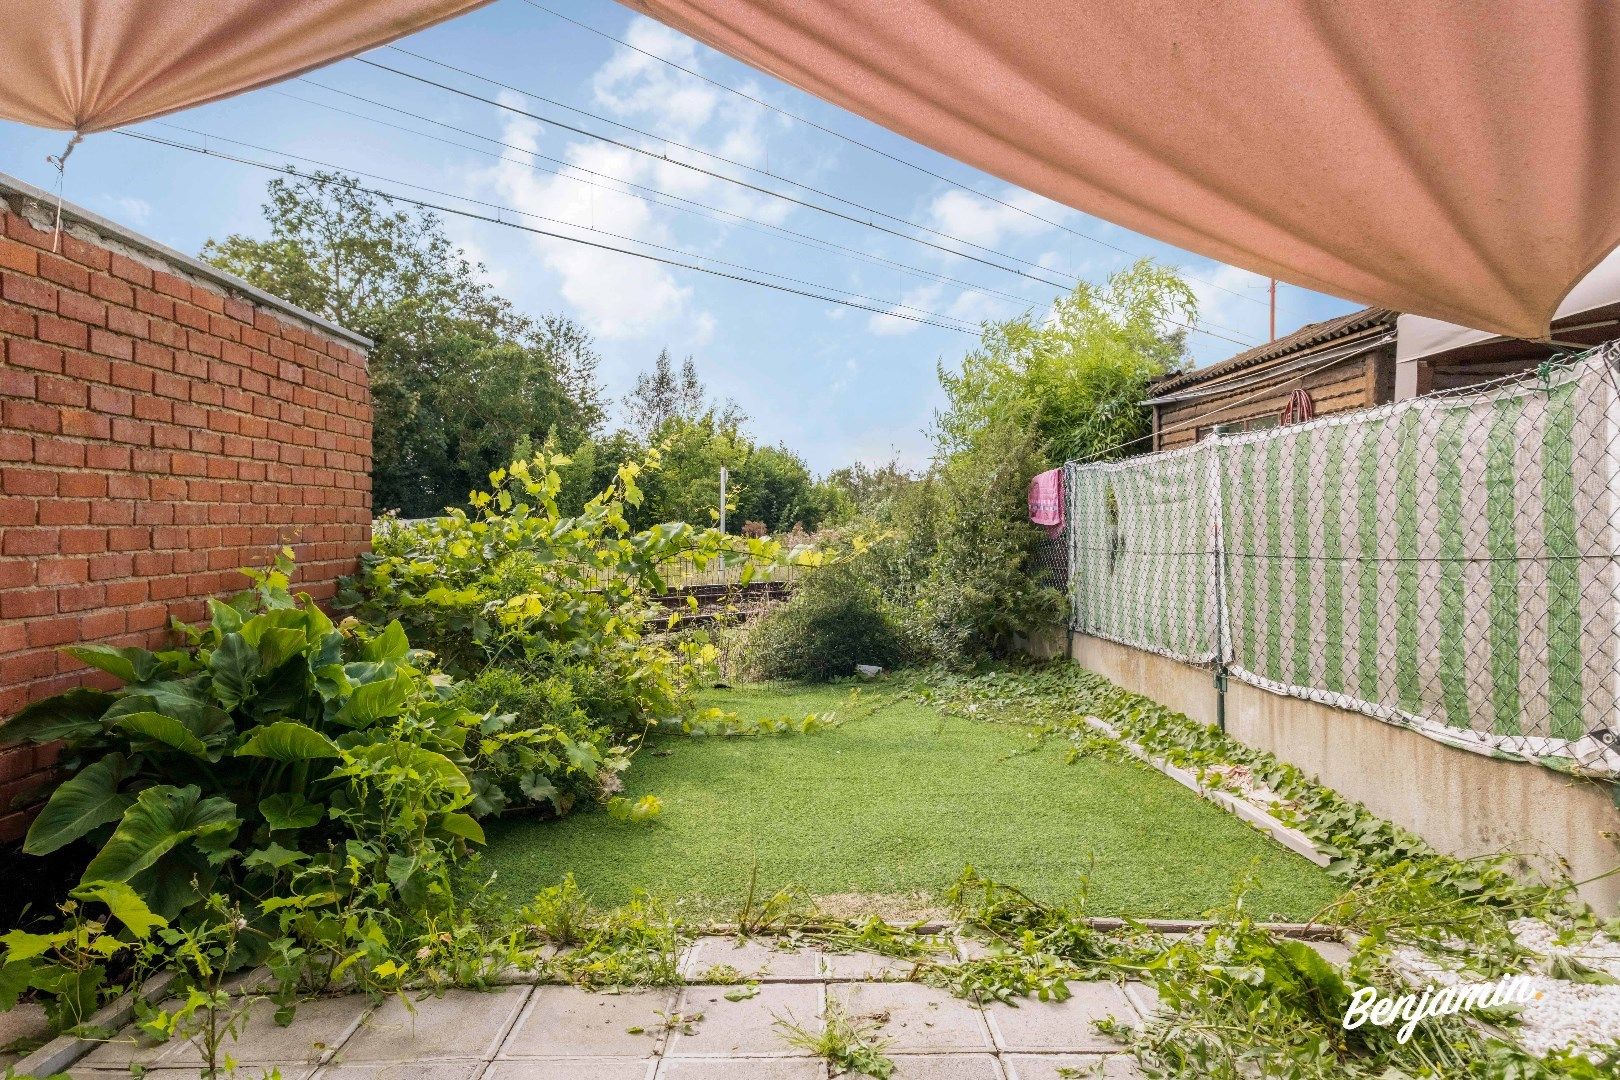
44 933 1357 1079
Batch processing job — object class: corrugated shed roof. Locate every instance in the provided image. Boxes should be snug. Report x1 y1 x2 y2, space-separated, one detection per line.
1151 306 1395 395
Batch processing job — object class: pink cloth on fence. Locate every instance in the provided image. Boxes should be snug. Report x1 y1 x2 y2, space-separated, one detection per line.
1029 469 1064 536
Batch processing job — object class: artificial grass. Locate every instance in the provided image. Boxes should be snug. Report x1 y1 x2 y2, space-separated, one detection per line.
481 682 1343 922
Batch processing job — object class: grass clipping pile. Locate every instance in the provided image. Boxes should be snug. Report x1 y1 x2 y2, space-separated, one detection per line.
910 663 1620 1077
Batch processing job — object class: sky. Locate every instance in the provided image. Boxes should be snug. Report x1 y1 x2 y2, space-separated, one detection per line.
0 0 1358 474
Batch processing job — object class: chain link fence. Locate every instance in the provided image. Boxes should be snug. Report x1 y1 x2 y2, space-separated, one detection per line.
1064 342 1620 778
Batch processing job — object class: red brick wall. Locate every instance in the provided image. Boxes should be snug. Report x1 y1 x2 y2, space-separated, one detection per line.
0 197 372 843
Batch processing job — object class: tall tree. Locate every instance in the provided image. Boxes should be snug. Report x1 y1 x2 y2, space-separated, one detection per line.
935 259 1194 467
203 171 604 515
622 350 744 441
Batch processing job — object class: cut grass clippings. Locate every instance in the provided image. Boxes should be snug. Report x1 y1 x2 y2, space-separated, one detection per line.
482 681 1341 922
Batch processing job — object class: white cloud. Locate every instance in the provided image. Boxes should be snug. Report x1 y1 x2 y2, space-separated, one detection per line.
469 17 795 340
1184 262 1274 355
925 186 1065 249
866 283 946 337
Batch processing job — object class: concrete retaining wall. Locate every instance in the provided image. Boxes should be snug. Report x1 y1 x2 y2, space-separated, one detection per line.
1056 630 1620 915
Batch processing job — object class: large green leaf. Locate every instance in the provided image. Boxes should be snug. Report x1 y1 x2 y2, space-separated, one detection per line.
83 785 240 885
208 634 260 708
0 688 115 746
336 673 411 727
71 880 167 939
256 626 309 672
432 812 486 845
65 644 162 684
112 712 208 756
235 722 341 762
259 792 324 830
361 620 410 664
24 753 132 855
346 742 470 795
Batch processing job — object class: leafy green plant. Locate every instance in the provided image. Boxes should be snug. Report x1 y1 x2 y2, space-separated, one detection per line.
0 882 165 1032
747 551 910 681
341 450 791 770
546 894 685 990
775 1000 894 1079
0 550 486 928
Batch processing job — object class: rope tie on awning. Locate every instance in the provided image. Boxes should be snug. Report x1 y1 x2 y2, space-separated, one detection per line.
45 132 83 253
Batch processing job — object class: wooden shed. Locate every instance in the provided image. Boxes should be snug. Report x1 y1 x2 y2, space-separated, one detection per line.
1146 308 1397 451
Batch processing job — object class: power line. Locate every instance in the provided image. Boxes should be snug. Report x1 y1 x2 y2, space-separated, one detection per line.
280 81 1051 311
518 0 1305 320
354 53 1256 348
150 120 984 331
117 130 982 334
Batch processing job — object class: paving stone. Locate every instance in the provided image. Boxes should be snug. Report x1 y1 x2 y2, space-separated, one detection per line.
820 949 926 980
163 992 369 1065
888 1051 1002 1077
314 1062 484 1080
0 1003 50 1072
682 936 821 980
76 1070 315 1080
1121 981 1161 1019
337 986 530 1062
487 1058 654 1079
656 1058 824 1079
669 982 821 1056
830 982 990 1053
953 935 998 961
1304 938 1354 967
77 1030 178 1067
983 983 1133 1053
502 986 676 1058
1003 1053 1144 1078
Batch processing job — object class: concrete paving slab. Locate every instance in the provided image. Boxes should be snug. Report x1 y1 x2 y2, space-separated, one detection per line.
162 992 369 1065
336 986 530 1062
77 1031 176 1068
0 1002 50 1072
888 1051 1003 1077
670 982 821 1056
820 949 926 980
831 982 990 1053
488 1058 655 1079
75 1071 315 1080
314 1061 485 1080
502 986 676 1058
682 936 821 981
1121 982 1161 1020
656 1058 825 1079
1305 939 1354 967
1002 1053 1144 1078
982 984 1133 1053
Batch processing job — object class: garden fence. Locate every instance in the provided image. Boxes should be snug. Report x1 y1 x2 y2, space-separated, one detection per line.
1064 342 1620 778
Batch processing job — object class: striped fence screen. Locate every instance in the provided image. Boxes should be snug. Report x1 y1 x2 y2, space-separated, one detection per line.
1065 345 1620 777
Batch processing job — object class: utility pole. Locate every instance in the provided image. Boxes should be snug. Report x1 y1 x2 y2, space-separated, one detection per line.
718 466 728 534
1268 278 1278 342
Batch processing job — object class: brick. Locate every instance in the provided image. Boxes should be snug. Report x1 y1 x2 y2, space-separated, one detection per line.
7 337 64 372
57 288 105 325
90 328 134 360
0 588 56 619
36 313 89 349
1 271 55 310
109 252 153 288
3 399 59 433
2 467 56 496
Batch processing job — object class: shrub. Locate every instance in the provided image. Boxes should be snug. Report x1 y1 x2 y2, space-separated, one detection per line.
452 665 629 818
341 448 785 744
747 554 910 680
0 550 486 924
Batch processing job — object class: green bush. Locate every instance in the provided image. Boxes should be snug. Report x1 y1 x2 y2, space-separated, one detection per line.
0 550 486 924
452 665 629 818
341 448 785 744
747 554 910 680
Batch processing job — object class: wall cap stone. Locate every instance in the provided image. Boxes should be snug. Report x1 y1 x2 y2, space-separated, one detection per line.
0 170 372 352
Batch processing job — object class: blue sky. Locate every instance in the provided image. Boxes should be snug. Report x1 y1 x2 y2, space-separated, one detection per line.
0 0 1357 474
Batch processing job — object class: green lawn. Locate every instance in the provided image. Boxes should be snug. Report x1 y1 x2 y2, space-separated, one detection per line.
482 682 1341 922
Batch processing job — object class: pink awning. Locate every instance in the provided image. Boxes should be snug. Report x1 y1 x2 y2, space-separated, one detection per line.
0 1 491 134
625 1 1620 340
1 2 1615 340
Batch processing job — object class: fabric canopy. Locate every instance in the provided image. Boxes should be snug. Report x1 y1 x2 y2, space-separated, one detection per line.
1397 246 1620 364
625 1 1620 340
2 2 1617 340
0 1 491 134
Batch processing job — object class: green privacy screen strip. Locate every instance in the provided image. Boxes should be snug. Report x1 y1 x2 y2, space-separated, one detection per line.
1065 345 1620 778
